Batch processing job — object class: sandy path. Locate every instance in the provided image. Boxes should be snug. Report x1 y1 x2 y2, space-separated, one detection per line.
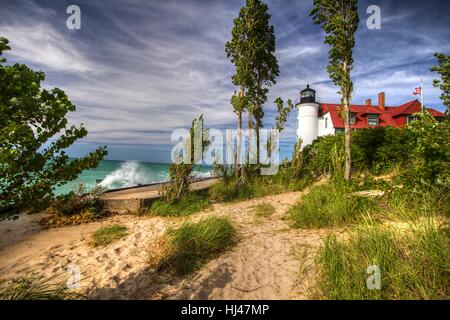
161 190 327 300
0 188 327 300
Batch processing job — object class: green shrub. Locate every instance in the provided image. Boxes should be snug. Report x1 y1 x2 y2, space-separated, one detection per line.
271 161 314 191
288 178 379 228
90 224 128 247
400 111 450 188
51 184 106 217
149 192 210 217
149 217 235 275
0 275 80 300
280 112 448 192
352 127 413 173
315 219 450 299
40 184 108 227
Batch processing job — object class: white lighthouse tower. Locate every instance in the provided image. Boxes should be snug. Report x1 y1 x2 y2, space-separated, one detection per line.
296 85 319 149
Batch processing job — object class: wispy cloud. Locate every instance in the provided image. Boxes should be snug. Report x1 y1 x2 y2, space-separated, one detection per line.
1 23 99 74
1 0 449 162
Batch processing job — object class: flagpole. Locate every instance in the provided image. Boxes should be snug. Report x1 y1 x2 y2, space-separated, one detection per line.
420 78 424 110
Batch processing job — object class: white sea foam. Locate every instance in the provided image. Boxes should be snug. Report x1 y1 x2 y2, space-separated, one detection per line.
99 161 156 189
191 170 213 179
98 161 212 190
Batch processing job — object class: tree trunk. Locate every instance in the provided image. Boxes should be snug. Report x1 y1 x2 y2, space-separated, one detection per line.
343 102 352 181
236 111 242 177
256 121 260 165
256 79 262 165
235 89 245 184
343 62 352 181
247 111 252 165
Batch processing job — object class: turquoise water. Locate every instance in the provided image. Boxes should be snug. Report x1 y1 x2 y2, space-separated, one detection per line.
54 160 213 195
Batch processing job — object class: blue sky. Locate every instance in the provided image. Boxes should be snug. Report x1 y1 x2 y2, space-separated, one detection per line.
1 0 449 163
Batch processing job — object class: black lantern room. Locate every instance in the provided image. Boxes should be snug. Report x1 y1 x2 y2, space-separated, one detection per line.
300 85 316 103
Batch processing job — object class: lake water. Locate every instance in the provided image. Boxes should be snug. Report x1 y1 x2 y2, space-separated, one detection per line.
54 160 212 195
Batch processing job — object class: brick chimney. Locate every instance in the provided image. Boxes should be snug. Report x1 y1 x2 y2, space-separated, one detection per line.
378 92 385 111
365 99 372 107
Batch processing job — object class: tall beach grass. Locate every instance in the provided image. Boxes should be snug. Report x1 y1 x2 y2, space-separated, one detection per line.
149 192 210 217
0 275 80 300
208 176 286 203
315 219 450 299
288 178 379 228
147 217 235 275
386 186 449 221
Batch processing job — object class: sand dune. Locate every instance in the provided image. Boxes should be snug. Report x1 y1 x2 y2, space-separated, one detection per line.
0 189 328 299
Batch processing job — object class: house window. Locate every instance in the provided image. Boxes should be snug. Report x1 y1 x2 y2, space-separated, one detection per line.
349 112 356 125
407 115 419 124
368 114 379 126
325 117 328 128
335 128 344 133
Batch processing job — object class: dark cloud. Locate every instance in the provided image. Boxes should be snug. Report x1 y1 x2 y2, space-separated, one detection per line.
1 0 448 162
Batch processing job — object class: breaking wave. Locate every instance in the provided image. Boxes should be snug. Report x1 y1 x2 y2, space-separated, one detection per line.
99 161 165 189
191 170 212 179
98 161 212 190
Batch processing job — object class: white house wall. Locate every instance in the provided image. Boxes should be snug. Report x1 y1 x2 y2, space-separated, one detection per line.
317 112 335 137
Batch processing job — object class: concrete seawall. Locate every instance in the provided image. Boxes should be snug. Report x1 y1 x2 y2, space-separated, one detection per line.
101 177 220 213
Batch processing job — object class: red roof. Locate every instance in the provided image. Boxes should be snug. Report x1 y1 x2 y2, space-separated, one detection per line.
320 99 445 129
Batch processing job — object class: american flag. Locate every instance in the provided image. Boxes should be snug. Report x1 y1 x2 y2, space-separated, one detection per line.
413 86 422 95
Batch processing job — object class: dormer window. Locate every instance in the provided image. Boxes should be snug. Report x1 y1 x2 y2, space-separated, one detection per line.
368 114 379 126
349 112 356 125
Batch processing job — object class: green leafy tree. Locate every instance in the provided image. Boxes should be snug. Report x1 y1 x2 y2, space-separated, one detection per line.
225 0 279 172
406 109 450 187
266 97 295 157
163 115 210 202
310 0 359 181
431 53 450 114
0 37 107 216
230 90 247 181
273 97 295 132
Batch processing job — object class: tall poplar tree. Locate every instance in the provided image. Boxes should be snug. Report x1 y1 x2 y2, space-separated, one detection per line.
225 0 279 174
310 0 359 181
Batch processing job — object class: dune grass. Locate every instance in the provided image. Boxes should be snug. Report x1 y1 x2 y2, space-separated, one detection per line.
386 187 449 221
41 184 109 228
90 224 128 247
148 217 235 275
0 275 79 300
314 219 450 299
252 203 275 217
208 177 286 203
288 179 379 228
149 192 210 217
